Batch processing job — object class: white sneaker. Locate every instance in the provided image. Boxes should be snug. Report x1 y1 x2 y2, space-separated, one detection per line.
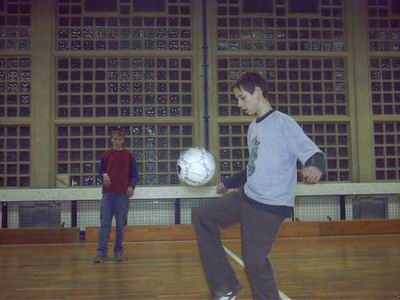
216 291 236 300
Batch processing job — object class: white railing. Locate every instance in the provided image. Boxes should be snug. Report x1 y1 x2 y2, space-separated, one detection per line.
1 182 400 202
1 182 399 228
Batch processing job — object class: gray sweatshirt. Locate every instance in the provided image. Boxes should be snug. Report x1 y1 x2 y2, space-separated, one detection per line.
244 110 323 207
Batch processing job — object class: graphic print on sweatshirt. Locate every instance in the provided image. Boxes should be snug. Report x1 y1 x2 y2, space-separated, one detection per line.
248 136 260 177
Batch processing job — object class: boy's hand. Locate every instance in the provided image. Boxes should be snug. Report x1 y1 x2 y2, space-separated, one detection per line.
216 183 228 194
301 166 322 184
102 173 111 187
127 187 134 198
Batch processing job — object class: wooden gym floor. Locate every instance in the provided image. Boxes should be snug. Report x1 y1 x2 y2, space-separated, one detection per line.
0 234 399 300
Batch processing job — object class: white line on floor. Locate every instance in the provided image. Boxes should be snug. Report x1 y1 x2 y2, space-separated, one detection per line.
223 246 292 300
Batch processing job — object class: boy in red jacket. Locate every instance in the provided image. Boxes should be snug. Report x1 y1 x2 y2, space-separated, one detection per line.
94 128 139 263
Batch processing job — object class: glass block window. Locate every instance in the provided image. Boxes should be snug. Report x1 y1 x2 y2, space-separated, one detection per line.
368 0 400 52
56 124 193 186
0 56 31 118
374 121 400 180
242 0 273 13
56 57 193 118
301 122 351 181
56 0 191 51
218 122 351 182
84 0 117 12
289 0 319 14
217 56 347 117
393 0 400 14
0 0 31 50
0 125 31 187
219 123 249 181
370 57 400 115
216 0 345 51
132 0 166 12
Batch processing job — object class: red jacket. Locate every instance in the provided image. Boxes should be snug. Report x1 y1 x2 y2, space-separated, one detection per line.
98 149 139 193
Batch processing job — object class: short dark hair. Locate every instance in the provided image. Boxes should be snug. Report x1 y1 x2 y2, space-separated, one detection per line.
231 72 269 98
110 127 125 138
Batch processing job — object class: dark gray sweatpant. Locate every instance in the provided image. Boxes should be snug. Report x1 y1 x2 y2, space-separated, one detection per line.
192 189 284 300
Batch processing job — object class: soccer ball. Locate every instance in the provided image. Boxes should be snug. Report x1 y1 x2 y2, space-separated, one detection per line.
176 147 216 186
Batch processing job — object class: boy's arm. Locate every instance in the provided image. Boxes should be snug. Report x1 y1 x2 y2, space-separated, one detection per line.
304 152 325 173
98 155 111 186
97 155 107 183
216 169 247 194
220 169 247 189
281 117 325 184
302 152 325 184
282 117 325 167
98 156 106 179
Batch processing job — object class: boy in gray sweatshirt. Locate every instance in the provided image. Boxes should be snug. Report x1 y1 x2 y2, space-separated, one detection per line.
192 72 325 300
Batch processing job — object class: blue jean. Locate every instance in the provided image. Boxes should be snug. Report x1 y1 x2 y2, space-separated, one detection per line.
97 193 129 256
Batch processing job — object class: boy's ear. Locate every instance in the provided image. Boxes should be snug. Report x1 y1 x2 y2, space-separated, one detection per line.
254 86 263 97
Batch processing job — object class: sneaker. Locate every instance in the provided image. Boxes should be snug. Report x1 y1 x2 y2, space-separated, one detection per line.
215 291 236 300
214 284 241 300
114 252 123 262
93 253 106 263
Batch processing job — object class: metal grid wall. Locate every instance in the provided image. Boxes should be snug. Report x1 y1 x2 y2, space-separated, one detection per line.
216 57 347 117
54 0 196 187
0 56 31 118
56 57 194 118
0 0 31 50
215 0 346 52
2 193 399 229
214 0 352 185
56 124 193 186
373 121 400 180
0 125 30 187
0 0 399 190
1 0 31 188
368 1 400 181
56 0 192 51
367 0 400 52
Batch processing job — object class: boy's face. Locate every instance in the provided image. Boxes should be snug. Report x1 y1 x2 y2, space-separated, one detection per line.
111 134 125 150
233 86 261 116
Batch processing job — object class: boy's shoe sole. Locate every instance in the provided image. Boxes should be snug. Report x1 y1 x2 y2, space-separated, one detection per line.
93 255 106 263
114 253 123 262
214 284 242 300
215 292 236 300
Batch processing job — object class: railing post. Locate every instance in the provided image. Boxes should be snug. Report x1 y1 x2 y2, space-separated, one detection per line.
174 198 181 224
71 200 77 227
339 195 346 220
291 207 295 221
2 202 8 228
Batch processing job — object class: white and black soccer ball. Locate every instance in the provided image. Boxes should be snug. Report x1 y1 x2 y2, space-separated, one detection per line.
176 147 216 186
